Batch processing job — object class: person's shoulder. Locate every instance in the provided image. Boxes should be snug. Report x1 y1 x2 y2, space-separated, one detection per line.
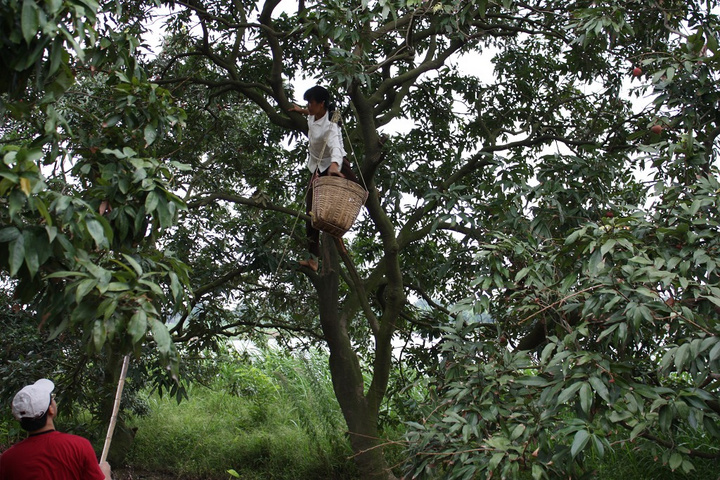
0 441 18 457
59 431 90 441
0 436 29 460
53 432 93 446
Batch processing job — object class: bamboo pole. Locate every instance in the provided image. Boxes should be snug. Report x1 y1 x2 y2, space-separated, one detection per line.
100 354 130 464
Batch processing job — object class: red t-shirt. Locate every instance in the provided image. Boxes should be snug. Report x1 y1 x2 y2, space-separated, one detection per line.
0 430 105 480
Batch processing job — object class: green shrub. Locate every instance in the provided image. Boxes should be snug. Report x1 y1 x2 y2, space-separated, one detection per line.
126 347 358 479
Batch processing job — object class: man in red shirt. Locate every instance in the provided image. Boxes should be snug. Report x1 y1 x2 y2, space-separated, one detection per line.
0 379 111 480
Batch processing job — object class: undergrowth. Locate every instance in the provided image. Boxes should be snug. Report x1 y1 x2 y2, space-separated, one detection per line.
125 347 359 479
6 343 714 480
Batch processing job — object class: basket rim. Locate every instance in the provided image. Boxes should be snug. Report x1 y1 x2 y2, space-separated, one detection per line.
312 175 368 202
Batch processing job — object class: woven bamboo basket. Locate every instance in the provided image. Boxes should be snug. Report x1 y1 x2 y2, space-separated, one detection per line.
311 176 368 237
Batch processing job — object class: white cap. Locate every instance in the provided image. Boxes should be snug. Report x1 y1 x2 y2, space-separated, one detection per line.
11 379 55 420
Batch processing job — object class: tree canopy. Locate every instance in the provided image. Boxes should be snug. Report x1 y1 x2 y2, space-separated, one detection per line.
2 0 720 478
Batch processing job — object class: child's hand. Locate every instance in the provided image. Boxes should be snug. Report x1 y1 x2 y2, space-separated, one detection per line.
328 163 345 178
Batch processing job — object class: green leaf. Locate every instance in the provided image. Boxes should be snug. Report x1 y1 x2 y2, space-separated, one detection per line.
593 435 605 458
75 278 98 304
145 190 159 214
106 282 130 292
659 405 673 432
609 410 633 423
629 256 653 265
635 287 657 299
516 375 550 387
597 323 619 342
660 348 675 374
93 319 107 352
557 382 583 405
565 227 586 245
702 295 720 308
588 376 610 403
532 464 545 480
86 218 107 248
674 343 690 372
169 271 182 302
515 266 531 282
151 318 172 356
122 253 143 276
510 424 526 440
138 278 164 297
24 228 48 277
560 273 576 293
102 146 124 156
0 227 20 243
669 452 682 471
540 343 555 365
703 416 720 438
627 421 645 440
488 452 505 470
9 235 25 276
709 341 720 362
155 194 172 228
128 309 147 344
144 124 157 146
571 430 590 457
122 147 137 158
34 197 52 225
21 0 39 44
600 239 616 256
579 382 593 414
9 190 26 220
58 24 84 60
48 36 65 77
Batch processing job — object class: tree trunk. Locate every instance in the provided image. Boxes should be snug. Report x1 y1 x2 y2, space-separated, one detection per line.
314 240 397 480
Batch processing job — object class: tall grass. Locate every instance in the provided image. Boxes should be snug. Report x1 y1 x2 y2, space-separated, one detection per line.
125 346 358 479
586 433 720 480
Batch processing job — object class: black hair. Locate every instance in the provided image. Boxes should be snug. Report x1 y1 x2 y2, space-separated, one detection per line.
303 86 336 113
19 396 51 432
20 411 48 432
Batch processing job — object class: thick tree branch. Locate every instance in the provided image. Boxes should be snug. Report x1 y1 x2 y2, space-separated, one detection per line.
336 237 381 335
187 191 307 219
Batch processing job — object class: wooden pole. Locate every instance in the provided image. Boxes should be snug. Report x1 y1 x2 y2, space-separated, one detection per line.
100 354 130 464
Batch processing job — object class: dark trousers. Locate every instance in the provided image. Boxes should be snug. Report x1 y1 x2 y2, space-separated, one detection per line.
306 157 359 257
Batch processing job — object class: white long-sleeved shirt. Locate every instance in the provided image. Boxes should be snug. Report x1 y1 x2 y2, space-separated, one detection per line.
306 110 345 174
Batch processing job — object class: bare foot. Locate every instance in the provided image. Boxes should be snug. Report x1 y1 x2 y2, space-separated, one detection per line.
299 258 318 272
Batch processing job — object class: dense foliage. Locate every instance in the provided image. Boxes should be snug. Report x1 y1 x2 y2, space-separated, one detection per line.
1 0 191 367
402 3 720 478
3 0 720 478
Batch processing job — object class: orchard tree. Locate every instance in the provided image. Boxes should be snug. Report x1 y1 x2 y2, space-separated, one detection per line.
401 5 720 480
0 0 192 455
126 0 720 478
